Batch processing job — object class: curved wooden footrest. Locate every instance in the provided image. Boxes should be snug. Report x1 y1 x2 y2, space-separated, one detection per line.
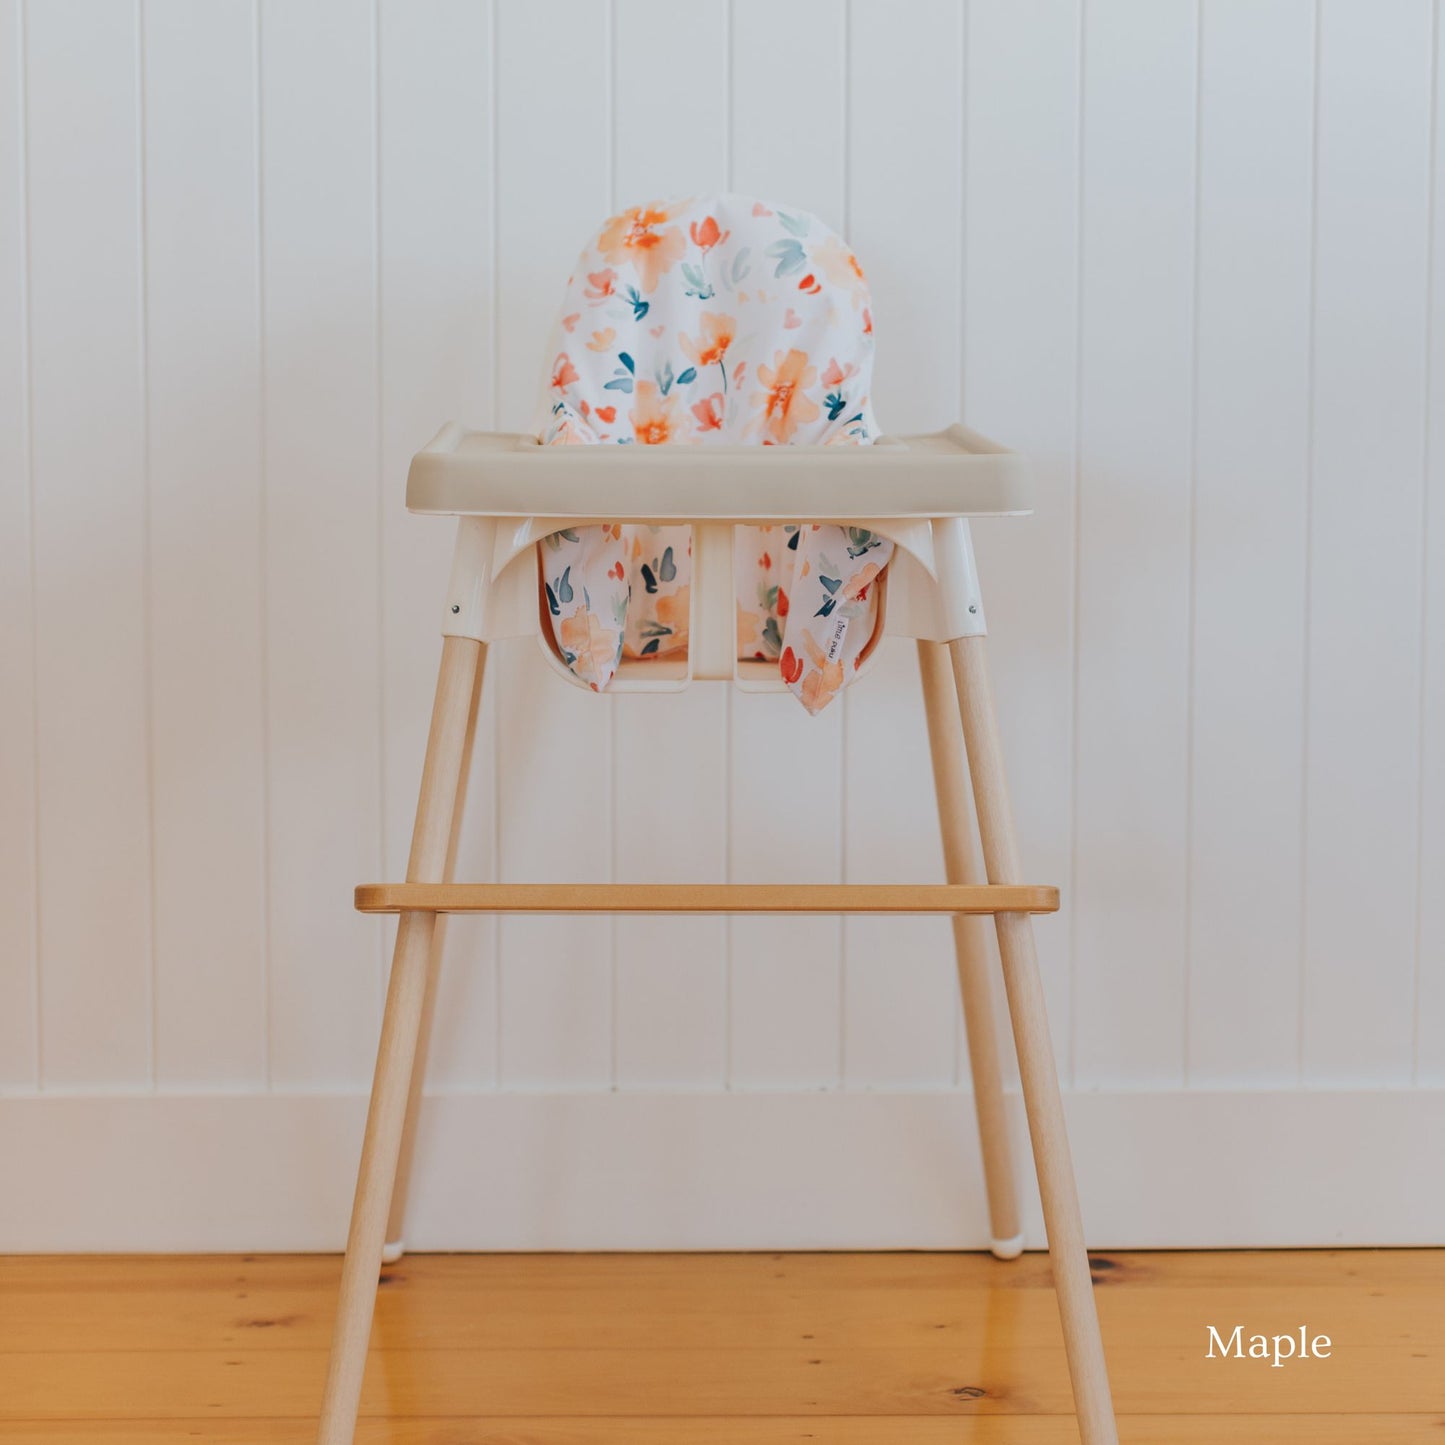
355 882 1058 915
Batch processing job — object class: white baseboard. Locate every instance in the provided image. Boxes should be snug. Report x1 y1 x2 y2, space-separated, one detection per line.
1 1087 1440 1252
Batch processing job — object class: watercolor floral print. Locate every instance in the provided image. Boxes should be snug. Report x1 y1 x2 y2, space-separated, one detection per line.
535 192 890 714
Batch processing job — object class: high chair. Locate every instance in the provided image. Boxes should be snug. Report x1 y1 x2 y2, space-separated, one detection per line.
314 423 1119 1444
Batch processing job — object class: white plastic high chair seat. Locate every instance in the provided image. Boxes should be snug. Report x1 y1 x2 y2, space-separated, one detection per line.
409 421 1031 694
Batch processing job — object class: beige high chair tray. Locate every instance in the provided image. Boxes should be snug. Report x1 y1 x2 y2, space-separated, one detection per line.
407 421 1032 520
403 422 1033 693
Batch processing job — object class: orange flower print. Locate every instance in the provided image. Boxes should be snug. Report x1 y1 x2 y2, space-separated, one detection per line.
753 348 820 443
654 585 691 640
629 380 684 445
689 215 730 251
814 235 868 307
584 269 617 303
821 357 858 389
561 312 580 332
845 562 881 601
680 312 736 369
559 610 621 686
691 393 724 432
549 416 588 445
798 631 845 714
551 353 579 390
779 646 804 685
737 599 766 654
586 327 616 352
594 404 616 424
598 204 687 293
801 665 843 713
777 585 789 617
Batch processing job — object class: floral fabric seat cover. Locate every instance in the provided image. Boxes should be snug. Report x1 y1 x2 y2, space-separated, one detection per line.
537 193 891 714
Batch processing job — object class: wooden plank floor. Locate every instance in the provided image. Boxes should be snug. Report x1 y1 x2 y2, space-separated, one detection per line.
1 1250 1442 1442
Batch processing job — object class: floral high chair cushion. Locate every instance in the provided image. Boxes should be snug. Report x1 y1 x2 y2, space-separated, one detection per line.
536 192 892 714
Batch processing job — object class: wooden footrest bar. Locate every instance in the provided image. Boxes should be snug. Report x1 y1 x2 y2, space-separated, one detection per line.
354 882 1058 916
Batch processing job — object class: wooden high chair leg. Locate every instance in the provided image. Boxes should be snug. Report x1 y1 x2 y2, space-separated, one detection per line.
383 645 487 1264
949 633 1119 1445
916 639 1023 1259
316 634 485 1445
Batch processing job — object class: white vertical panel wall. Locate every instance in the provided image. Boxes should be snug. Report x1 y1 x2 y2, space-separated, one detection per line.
0 0 38 1090
1 0 1442 1251
261 0 384 1091
1188 0 1313 1087
145 0 267 1090
1073 0 1197 1087
1305 0 1433 1084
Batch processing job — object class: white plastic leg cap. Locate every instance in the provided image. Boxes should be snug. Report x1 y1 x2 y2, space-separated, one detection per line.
381 1239 406 1265
990 1233 1025 1261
